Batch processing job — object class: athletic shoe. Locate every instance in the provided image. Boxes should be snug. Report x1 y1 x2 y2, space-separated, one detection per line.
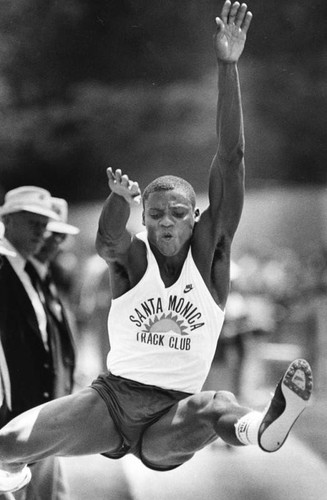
258 358 313 452
0 466 31 493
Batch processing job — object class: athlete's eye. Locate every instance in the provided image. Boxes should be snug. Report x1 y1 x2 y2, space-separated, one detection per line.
149 212 162 220
172 211 186 218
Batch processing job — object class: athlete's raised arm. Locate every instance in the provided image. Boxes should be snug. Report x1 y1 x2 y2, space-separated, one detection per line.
193 1 252 307
96 167 141 262
206 1 252 240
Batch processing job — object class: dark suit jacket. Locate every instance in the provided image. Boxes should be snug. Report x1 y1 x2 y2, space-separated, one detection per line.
0 257 75 422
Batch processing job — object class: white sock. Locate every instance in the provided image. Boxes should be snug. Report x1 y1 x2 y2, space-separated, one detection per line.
234 411 263 446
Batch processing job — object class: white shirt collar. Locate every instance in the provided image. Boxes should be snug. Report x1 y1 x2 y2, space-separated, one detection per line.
3 238 26 275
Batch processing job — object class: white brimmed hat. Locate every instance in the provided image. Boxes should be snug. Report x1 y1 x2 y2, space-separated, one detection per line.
0 186 60 220
46 197 80 235
0 221 16 257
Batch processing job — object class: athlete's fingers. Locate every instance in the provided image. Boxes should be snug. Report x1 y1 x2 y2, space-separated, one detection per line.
106 167 115 181
129 181 141 204
132 195 141 205
114 169 122 184
129 181 140 192
220 0 231 24
228 2 240 24
121 174 130 187
241 10 252 33
234 3 247 27
215 16 224 35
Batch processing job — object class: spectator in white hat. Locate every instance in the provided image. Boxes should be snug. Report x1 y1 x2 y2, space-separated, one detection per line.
31 196 80 323
22 197 79 500
0 187 72 499
0 186 59 259
33 197 79 266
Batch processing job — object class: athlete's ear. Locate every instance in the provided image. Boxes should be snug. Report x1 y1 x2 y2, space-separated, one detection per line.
194 208 200 221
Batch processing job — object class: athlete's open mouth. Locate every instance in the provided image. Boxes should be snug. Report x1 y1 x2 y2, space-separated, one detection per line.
162 233 173 240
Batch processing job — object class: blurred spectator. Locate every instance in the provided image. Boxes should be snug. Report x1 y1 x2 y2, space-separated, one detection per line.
208 237 327 402
212 259 277 399
229 241 327 396
0 187 75 500
23 196 80 500
213 262 248 398
30 197 80 397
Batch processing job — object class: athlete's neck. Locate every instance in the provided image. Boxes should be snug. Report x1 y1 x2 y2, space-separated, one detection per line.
150 244 189 287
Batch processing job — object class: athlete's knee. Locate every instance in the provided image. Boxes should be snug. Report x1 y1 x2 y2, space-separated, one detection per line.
186 391 215 408
182 390 239 423
191 389 238 408
212 390 249 423
213 390 239 413
181 391 217 418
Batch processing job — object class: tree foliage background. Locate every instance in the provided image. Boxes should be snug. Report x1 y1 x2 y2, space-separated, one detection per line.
0 0 326 201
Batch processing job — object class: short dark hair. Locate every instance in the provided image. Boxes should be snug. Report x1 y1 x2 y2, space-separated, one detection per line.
142 176 196 208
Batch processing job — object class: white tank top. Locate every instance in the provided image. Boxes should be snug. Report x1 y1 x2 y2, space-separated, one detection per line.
106 232 225 393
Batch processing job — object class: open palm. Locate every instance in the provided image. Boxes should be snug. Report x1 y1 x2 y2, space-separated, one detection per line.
214 1 252 62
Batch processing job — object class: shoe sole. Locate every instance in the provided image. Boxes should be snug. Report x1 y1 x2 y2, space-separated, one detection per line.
259 359 313 452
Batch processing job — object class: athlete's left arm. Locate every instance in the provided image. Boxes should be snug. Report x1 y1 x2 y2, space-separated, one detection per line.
193 2 252 307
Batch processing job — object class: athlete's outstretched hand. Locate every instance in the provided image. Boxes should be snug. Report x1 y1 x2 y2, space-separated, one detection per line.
214 1 252 63
107 167 141 205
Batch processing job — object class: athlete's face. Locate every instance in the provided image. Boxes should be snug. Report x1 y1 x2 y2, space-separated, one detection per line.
143 190 197 257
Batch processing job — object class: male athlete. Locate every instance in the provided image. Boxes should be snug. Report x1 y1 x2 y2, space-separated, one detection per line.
0 1 312 494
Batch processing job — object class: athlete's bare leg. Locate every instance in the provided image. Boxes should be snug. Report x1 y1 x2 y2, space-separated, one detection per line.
141 390 250 469
142 359 313 469
0 388 122 473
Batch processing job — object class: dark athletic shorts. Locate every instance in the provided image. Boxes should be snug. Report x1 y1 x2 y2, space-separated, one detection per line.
91 372 191 471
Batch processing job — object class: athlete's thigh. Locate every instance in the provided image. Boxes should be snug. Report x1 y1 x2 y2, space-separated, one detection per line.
40 387 123 456
1 388 122 460
142 391 218 468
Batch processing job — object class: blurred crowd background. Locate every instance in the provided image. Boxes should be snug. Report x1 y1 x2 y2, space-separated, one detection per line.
1 0 327 401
